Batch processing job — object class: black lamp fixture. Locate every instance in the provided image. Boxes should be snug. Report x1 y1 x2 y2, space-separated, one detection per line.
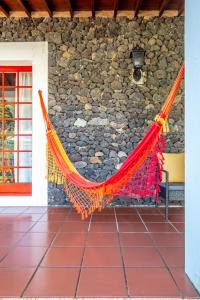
130 46 145 82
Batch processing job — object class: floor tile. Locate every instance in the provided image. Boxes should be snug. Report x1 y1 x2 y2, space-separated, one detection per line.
3 221 36 232
0 232 24 247
41 247 84 266
159 247 184 267
122 247 164 267
161 207 184 215
47 206 71 213
24 267 79 297
137 207 162 214
90 222 117 232
120 233 154 247
0 267 35 297
0 247 8 260
40 213 67 221
118 222 147 233
20 213 44 222
77 267 128 297
141 214 166 222
169 214 184 222
66 213 87 221
24 207 48 214
115 207 138 214
83 247 122 267
17 232 55 247
173 222 185 232
1 207 27 214
0 246 47 267
93 207 115 214
145 222 176 232
53 232 87 247
29 221 63 232
116 214 141 222
170 267 200 298
87 232 119 247
92 214 116 222
151 233 184 247
61 221 89 232
126 267 181 297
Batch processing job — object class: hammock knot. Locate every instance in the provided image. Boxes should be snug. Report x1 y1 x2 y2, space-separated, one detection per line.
154 113 169 133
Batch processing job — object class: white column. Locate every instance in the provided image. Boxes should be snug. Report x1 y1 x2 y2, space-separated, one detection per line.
185 0 200 292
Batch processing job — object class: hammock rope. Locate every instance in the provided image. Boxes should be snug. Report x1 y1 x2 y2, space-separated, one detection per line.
39 64 184 219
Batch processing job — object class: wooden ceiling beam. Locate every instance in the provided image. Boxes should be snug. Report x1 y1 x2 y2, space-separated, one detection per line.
0 4 9 17
178 1 184 16
65 0 73 18
113 0 119 18
134 0 144 17
41 0 52 17
159 0 171 17
91 0 95 18
16 0 31 17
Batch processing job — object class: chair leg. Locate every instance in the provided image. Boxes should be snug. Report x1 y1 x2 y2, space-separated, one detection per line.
165 172 169 222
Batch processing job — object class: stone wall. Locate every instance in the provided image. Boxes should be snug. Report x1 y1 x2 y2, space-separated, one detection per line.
0 17 184 204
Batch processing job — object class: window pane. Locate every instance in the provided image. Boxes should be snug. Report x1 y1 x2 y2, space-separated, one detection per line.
4 120 15 134
1 167 15 183
19 152 32 167
19 120 32 133
4 103 15 119
4 136 14 150
19 136 32 151
4 73 16 86
2 89 16 102
19 104 32 118
19 167 32 183
3 152 14 166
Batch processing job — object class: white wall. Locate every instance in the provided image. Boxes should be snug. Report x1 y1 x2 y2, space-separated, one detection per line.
185 0 200 292
0 42 48 206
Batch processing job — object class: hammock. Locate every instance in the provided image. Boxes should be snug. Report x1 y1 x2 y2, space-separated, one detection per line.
39 64 184 219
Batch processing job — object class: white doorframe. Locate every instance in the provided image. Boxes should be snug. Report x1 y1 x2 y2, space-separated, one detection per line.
0 42 48 206
185 0 200 292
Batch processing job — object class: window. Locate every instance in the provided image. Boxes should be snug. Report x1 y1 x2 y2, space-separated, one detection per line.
0 66 32 195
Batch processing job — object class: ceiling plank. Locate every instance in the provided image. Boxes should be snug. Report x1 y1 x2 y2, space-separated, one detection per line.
159 0 171 17
0 4 9 17
16 0 31 17
113 0 119 18
178 1 184 16
41 0 52 17
91 0 95 18
134 0 144 17
65 0 73 18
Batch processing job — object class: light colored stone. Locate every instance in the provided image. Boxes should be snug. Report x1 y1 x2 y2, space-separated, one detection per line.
95 151 104 157
84 103 92 110
88 117 109 126
74 161 87 168
118 151 127 158
77 95 88 103
69 132 76 139
74 118 87 127
109 150 117 158
90 156 102 164
116 163 123 170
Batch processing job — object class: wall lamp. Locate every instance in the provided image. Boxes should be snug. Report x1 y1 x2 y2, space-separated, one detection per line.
130 46 145 82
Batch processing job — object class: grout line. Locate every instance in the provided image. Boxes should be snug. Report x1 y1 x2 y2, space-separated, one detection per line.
74 213 92 297
20 207 72 297
114 207 130 298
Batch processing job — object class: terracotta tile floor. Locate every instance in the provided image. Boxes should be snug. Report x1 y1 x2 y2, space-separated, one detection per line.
0 205 199 298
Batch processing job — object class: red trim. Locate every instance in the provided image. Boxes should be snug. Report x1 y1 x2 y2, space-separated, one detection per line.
0 183 32 195
0 66 32 72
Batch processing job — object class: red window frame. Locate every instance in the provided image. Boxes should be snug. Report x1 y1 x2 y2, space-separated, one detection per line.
0 66 32 196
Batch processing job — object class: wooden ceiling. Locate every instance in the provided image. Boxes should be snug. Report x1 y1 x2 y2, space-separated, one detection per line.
0 0 184 18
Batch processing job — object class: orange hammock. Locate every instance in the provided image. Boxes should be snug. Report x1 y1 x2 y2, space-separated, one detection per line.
39 64 184 219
